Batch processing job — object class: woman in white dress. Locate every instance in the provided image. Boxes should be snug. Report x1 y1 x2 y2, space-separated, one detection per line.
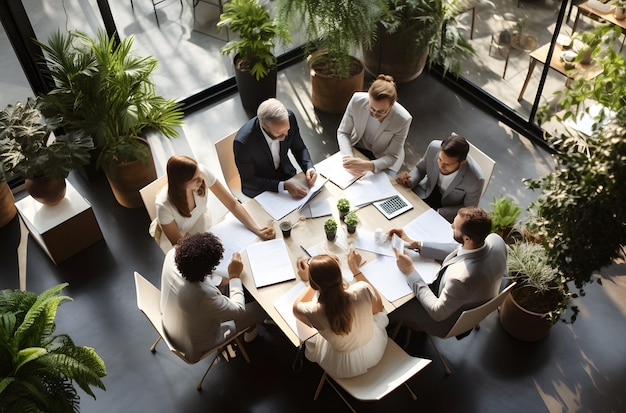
292 249 389 378
155 155 274 252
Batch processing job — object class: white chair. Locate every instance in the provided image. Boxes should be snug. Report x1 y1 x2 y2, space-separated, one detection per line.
313 338 431 412
130 0 183 28
139 175 167 221
214 130 251 203
467 142 496 198
393 282 516 376
133 271 251 391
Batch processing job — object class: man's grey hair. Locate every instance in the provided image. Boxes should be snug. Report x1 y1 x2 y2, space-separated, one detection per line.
257 98 288 125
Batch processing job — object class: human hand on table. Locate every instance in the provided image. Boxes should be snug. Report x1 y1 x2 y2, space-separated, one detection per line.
285 181 308 199
394 248 415 275
342 156 372 176
257 226 275 240
296 257 310 283
347 248 363 274
228 252 244 279
305 169 318 187
395 171 413 188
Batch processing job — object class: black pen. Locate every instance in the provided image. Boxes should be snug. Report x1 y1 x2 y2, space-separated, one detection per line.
300 245 312 257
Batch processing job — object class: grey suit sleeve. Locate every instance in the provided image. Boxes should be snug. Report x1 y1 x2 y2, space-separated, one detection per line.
409 141 437 189
420 242 459 261
201 278 246 322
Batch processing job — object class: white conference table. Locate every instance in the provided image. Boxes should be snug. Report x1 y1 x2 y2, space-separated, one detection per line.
237 169 432 347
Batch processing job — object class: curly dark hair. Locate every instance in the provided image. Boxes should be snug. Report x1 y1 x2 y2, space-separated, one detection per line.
174 232 224 282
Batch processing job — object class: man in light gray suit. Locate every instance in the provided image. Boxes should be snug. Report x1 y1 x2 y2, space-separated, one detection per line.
396 134 484 222
337 74 412 175
160 232 265 363
388 207 507 337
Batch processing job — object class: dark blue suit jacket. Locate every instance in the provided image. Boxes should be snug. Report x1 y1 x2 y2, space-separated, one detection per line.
234 110 314 197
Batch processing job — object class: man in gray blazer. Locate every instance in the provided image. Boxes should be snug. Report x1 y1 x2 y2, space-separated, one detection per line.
396 134 484 222
337 75 412 175
160 232 265 363
388 207 507 337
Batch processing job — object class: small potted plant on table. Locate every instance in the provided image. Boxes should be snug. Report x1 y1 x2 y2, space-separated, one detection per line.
337 198 350 221
324 218 338 241
344 212 360 234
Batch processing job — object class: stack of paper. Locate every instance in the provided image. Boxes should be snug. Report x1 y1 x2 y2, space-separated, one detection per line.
315 152 362 189
209 214 260 279
246 238 296 288
254 177 327 220
343 171 398 207
273 281 318 342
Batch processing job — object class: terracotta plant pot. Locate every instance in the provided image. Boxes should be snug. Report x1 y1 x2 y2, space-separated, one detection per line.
25 176 67 206
362 25 429 83
614 6 626 20
499 293 552 341
308 52 364 114
105 138 157 208
0 181 17 227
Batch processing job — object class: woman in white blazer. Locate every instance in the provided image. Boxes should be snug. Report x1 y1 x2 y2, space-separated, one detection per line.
337 74 413 175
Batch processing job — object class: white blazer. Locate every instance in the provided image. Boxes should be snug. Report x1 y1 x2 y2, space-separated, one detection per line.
337 92 412 173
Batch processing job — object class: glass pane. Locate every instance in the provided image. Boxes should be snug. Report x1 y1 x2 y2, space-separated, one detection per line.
107 0 302 101
23 0 101 41
0 24 33 108
460 0 571 124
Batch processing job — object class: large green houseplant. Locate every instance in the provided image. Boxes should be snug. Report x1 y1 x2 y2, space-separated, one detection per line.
364 0 492 82
531 25 625 303
218 0 291 112
37 30 183 208
277 0 387 113
0 97 93 205
0 283 107 412
499 241 573 341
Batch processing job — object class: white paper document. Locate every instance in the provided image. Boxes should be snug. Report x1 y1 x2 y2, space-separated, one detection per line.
246 238 296 288
404 208 457 244
315 152 362 189
343 171 399 207
273 281 318 342
254 177 327 220
361 256 413 302
303 240 353 282
209 214 260 279
353 229 395 257
299 198 333 219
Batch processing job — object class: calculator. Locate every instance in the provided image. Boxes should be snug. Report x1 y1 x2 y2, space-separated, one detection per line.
373 194 413 220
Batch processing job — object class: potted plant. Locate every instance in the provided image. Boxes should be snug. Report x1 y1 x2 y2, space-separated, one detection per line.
534 24 626 294
37 30 184 208
344 212 359 234
336 197 350 221
612 0 626 20
277 0 387 113
324 218 338 241
363 0 493 82
0 97 93 205
489 195 521 243
218 0 291 112
0 283 107 412
0 167 17 228
499 242 574 341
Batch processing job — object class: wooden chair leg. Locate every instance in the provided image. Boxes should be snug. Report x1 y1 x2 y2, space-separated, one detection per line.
234 337 250 363
313 372 327 400
150 336 162 352
428 335 452 376
324 375 356 413
404 383 418 400
197 353 220 391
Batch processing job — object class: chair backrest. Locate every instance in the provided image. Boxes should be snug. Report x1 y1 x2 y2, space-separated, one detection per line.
332 338 431 401
133 271 190 362
139 175 168 221
467 142 496 198
215 130 250 202
442 282 516 339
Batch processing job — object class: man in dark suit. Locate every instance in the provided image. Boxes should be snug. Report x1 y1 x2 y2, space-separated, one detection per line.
234 98 317 198
396 134 484 222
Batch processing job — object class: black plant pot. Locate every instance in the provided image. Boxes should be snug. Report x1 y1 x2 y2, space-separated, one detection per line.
234 55 278 113
325 231 336 241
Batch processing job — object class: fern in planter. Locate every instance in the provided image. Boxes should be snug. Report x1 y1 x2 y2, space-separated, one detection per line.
489 195 521 241
0 283 106 412
277 0 387 78
218 0 291 81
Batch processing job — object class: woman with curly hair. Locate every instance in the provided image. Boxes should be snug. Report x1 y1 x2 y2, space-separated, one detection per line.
337 74 412 176
160 232 265 362
292 249 389 378
155 155 274 252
